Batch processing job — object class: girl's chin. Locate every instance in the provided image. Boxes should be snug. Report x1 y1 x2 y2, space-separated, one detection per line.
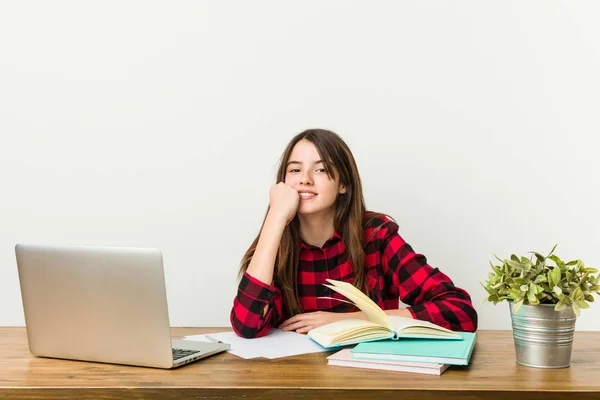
297 205 335 216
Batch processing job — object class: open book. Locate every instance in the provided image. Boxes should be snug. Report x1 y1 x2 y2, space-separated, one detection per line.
307 279 462 348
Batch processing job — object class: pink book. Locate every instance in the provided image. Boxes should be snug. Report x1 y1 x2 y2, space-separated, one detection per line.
327 348 449 375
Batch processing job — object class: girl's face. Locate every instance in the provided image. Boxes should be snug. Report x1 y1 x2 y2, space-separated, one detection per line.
284 139 346 217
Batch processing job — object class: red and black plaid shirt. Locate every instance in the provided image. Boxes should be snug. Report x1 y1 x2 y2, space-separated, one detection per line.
230 215 478 338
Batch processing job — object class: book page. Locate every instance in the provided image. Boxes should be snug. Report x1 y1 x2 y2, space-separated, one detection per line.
308 319 392 347
310 318 382 335
324 279 390 329
388 316 461 338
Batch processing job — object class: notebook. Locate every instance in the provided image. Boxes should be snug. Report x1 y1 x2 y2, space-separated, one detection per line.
351 332 476 366
15 244 230 369
327 348 449 375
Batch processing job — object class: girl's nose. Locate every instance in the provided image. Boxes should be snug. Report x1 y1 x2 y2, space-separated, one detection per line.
300 171 313 185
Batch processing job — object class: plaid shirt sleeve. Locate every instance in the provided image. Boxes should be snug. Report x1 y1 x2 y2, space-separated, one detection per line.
230 271 283 338
379 221 478 332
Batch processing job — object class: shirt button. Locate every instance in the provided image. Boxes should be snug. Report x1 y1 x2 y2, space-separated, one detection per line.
265 291 273 300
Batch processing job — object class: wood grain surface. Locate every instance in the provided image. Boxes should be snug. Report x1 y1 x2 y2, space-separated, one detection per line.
1 327 599 400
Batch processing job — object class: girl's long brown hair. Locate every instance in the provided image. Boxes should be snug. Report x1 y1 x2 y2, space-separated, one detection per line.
239 129 389 317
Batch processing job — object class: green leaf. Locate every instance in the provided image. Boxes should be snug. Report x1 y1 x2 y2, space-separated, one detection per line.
493 253 505 264
583 267 598 274
541 293 553 301
520 284 529 292
527 287 539 304
507 259 522 270
534 275 547 284
576 300 589 309
581 272 589 283
551 266 561 287
514 299 524 313
530 252 546 263
533 285 542 295
480 281 493 295
572 301 581 317
546 244 558 258
547 273 555 290
548 254 564 266
553 286 563 296
555 301 567 311
585 294 595 302
558 294 567 302
490 262 503 275
511 254 520 262
508 289 521 300
534 260 546 270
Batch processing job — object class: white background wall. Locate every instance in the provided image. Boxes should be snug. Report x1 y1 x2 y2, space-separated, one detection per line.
1 0 599 330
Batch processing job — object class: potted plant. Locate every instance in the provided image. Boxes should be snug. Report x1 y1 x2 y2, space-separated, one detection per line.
482 245 600 368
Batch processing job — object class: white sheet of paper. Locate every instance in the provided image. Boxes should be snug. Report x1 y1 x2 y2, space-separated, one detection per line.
183 329 327 359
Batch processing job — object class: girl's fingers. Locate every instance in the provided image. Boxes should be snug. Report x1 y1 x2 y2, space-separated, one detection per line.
281 320 308 331
296 326 314 334
281 312 316 328
280 315 302 328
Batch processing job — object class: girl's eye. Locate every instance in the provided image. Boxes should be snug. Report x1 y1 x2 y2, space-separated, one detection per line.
316 168 326 173
289 168 300 173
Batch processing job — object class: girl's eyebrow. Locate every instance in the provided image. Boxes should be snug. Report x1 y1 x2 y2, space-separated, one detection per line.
286 159 324 166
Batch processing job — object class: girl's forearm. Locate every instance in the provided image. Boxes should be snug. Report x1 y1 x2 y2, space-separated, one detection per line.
246 212 287 285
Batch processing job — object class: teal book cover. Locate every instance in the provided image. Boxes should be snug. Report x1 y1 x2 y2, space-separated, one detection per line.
351 332 476 366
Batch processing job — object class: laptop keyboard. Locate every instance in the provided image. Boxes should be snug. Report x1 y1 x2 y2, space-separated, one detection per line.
172 348 200 361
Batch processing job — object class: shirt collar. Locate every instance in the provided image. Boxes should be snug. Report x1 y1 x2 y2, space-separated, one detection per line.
299 231 342 250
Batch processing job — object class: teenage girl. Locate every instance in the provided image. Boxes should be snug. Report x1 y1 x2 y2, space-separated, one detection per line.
230 129 477 338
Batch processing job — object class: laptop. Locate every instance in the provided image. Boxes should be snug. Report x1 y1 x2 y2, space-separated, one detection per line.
15 244 230 369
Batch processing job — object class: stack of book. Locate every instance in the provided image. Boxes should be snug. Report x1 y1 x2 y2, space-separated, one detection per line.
308 280 477 375
327 348 450 375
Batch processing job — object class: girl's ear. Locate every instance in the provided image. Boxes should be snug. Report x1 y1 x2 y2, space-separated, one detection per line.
339 184 347 194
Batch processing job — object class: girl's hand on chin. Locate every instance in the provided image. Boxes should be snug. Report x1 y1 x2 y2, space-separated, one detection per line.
268 182 299 225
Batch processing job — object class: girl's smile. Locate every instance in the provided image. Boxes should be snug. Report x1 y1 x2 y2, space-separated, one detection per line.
298 190 317 200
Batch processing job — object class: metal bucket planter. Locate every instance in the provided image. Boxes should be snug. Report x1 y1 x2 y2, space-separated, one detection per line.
509 302 577 368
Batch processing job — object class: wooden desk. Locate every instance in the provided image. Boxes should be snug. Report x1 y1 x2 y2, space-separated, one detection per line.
1 328 599 400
